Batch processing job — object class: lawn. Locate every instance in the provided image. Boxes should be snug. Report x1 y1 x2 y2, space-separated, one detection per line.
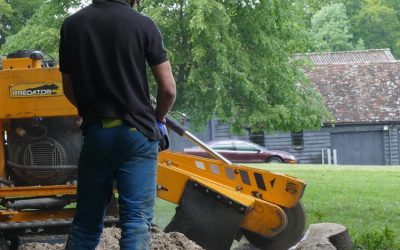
153 164 400 249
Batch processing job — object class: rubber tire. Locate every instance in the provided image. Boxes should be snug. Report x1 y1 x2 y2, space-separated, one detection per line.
243 203 305 250
266 156 283 163
0 233 8 250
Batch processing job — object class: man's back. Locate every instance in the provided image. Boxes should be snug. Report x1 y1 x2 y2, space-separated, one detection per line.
59 0 168 139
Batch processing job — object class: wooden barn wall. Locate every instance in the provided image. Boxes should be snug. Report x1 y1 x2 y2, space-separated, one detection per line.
168 121 400 165
263 131 331 164
168 120 247 152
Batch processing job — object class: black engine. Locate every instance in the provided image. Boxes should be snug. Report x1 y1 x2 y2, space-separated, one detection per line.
6 117 81 185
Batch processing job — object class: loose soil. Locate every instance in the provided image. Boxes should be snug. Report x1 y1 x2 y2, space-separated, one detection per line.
18 226 204 250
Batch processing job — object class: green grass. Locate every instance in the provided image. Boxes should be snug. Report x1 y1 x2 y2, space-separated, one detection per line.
153 164 400 249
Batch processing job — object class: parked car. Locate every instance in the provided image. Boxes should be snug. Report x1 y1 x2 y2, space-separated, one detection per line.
183 139 297 164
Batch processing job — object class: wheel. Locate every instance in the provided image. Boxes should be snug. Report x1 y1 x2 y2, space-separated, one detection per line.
243 203 305 250
266 156 283 163
0 233 9 250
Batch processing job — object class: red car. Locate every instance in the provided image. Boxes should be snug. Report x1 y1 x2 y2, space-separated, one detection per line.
183 140 297 164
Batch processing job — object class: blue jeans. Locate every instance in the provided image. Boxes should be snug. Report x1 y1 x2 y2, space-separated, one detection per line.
65 122 159 250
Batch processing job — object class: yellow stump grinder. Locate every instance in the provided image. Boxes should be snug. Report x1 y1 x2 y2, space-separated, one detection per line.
0 50 306 249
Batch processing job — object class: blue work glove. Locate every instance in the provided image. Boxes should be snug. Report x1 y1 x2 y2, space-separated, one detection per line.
157 121 167 136
157 121 169 151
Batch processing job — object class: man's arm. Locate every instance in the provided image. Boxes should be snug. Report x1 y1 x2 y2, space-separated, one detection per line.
152 61 176 123
61 73 78 107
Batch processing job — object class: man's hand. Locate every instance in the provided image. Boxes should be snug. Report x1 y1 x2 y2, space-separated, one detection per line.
157 120 169 151
157 121 167 137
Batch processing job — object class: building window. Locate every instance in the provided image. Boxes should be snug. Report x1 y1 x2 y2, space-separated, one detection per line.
291 131 304 149
249 131 265 147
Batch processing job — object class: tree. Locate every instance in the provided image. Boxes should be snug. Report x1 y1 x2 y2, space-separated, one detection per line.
294 0 399 57
0 0 13 44
143 0 330 132
0 0 48 45
292 0 363 24
353 0 400 58
1 0 81 58
310 3 362 52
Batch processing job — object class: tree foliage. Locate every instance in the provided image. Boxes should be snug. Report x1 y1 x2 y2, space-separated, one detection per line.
310 3 364 52
297 0 400 57
0 0 48 45
0 0 82 58
143 0 330 132
0 0 13 44
353 0 400 57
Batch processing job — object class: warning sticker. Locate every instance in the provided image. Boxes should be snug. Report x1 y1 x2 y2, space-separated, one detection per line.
10 83 63 98
285 181 298 195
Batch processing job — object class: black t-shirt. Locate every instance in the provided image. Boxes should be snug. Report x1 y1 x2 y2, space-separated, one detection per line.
59 0 168 140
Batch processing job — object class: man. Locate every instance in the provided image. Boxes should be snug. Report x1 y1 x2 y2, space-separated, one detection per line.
59 0 176 249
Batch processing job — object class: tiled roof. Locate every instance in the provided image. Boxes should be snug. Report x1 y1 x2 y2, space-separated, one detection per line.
306 61 400 123
295 49 396 65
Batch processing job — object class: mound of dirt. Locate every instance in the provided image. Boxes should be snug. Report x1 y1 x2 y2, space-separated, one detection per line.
18 243 63 250
18 226 203 250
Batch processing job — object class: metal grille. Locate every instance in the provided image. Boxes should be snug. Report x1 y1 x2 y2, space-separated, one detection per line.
23 139 67 176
